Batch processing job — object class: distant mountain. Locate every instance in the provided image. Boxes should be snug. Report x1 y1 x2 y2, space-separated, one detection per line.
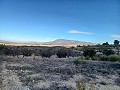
0 40 42 44
0 40 18 44
43 39 95 46
0 39 95 46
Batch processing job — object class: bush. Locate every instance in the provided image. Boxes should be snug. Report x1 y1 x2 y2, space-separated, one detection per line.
99 55 109 61
83 48 96 58
103 49 115 56
73 59 80 65
22 48 33 57
99 55 120 61
56 49 67 58
40 49 52 58
0 44 5 50
84 56 90 60
3 47 12 55
108 55 120 61
115 77 120 86
73 57 86 65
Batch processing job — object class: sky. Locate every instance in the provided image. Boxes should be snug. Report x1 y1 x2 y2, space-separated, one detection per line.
0 0 120 44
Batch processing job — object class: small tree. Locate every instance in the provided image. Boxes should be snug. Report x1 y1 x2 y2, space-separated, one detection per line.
0 44 5 50
56 48 67 58
83 48 96 58
3 47 12 55
114 40 119 45
22 48 33 57
103 49 115 56
66 49 75 58
0 44 5 55
102 42 109 45
40 49 52 58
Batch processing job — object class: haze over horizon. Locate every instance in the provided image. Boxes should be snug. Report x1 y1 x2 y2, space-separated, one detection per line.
0 0 120 44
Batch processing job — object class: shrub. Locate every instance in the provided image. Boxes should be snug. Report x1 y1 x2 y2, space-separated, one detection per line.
40 49 52 58
73 59 80 65
99 55 109 61
22 48 33 57
83 48 96 58
115 77 120 86
108 55 120 61
0 44 5 50
103 49 115 56
84 56 90 60
99 55 120 61
76 80 86 90
73 57 86 65
91 56 98 60
3 47 12 55
56 49 67 58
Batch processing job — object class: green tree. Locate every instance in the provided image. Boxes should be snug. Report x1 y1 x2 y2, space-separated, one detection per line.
114 40 119 45
103 49 114 56
0 44 5 55
40 48 52 58
56 48 67 58
83 48 96 58
4 47 12 55
22 48 33 57
102 42 109 45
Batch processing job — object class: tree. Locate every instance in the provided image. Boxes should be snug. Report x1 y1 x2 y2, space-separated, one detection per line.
22 48 33 57
40 49 52 58
0 44 5 55
114 40 119 45
66 49 75 58
3 47 12 55
0 44 5 50
103 49 115 56
56 48 67 58
83 48 96 58
102 42 109 45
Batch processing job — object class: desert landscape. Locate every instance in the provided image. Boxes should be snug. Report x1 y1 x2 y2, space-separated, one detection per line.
0 0 119 90
0 55 120 90
0 41 120 90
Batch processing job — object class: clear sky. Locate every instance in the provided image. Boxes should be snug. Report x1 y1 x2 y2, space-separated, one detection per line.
0 0 120 43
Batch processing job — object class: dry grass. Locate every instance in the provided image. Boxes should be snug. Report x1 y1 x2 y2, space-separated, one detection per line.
76 80 94 90
89 80 94 90
76 80 86 90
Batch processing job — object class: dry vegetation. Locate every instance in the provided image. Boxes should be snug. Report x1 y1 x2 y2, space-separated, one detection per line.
0 56 120 90
0 40 120 90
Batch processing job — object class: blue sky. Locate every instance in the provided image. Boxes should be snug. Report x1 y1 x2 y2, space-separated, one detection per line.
0 0 120 43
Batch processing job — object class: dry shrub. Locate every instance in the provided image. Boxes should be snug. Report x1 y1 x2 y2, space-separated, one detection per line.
89 80 94 90
76 80 86 90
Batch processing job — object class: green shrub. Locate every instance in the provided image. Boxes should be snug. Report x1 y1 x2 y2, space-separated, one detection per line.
56 48 67 58
108 55 120 61
40 49 52 58
83 48 96 58
73 57 86 65
76 80 86 90
103 49 115 56
22 48 33 57
84 56 90 60
99 55 109 61
91 56 98 60
100 55 120 61
73 59 80 65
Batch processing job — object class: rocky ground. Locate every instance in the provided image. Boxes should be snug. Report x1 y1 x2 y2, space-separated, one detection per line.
0 56 120 90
